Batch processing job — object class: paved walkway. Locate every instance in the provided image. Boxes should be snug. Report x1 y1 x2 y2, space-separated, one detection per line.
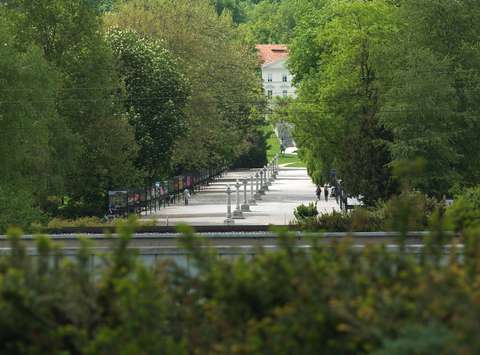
143 167 339 226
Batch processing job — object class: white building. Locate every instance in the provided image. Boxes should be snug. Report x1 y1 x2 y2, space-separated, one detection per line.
256 44 296 99
256 45 296 149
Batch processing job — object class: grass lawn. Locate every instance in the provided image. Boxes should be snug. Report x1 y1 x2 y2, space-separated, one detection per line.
264 124 306 168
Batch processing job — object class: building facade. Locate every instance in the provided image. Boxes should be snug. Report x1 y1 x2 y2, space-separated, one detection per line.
256 45 296 99
256 44 296 149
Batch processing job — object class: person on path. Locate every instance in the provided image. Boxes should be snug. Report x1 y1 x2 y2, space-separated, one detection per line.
183 188 190 205
316 185 322 200
324 184 329 201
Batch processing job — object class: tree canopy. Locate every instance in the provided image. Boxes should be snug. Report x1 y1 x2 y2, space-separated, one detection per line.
105 0 265 172
0 0 265 229
286 0 480 203
107 29 190 180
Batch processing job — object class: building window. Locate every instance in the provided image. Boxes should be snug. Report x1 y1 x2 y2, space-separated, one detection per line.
267 90 273 99
267 73 273 82
282 73 288 82
282 90 288 97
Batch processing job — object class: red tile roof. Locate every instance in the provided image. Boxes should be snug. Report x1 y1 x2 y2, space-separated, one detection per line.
256 44 289 66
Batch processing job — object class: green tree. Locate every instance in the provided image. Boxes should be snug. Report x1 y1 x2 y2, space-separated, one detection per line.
106 0 265 172
239 0 304 44
107 29 190 180
288 0 396 204
4 0 141 216
288 0 480 202
0 14 60 230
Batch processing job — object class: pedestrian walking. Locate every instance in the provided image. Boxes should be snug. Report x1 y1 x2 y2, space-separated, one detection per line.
316 185 322 200
324 184 329 202
183 188 190 205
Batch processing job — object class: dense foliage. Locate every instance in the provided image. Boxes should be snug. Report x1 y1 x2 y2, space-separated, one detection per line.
107 29 190 180
0 0 265 230
446 187 480 232
285 0 480 204
105 0 265 172
1 220 480 353
293 184 444 232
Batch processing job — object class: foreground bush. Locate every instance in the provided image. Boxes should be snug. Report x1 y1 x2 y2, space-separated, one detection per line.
0 185 46 234
0 221 479 354
446 186 480 232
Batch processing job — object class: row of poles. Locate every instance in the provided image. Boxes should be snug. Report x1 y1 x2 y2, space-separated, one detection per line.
225 155 280 224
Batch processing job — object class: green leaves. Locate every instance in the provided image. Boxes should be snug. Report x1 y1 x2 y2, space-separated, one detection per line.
288 0 480 202
107 0 265 172
0 220 480 353
107 28 190 180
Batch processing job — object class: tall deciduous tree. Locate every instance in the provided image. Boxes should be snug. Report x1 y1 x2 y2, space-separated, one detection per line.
288 0 395 204
107 29 190 180
288 0 480 202
4 0 141 216
105 0 265 172
0 15 59 230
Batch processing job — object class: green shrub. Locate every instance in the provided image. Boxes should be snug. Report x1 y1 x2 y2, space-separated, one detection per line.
295 192 443 232
446 186 480 232
315 210 352 231
350 207 385 231
296 208 384 232
1 221 480 353
46 216 157 229
0 184 45 233
382 191 442 232
293 202 318 221
47 216 106 228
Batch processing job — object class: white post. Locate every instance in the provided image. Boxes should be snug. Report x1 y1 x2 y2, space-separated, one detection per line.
233 179 245 219
254 172 262 200
263 167 269 191
259 169 265 195
249 175 257 205
267 163 272 185
241 178 250 212
224 185 234 224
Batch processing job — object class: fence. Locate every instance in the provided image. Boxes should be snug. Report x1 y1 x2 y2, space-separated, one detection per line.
107 166 226 217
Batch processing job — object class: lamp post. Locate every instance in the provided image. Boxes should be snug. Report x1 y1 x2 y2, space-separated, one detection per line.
259 169 265 195
263 167 269 191
274 154 279 177
269 163 274 184
249 175 257 205
254 172 262 200
224 185 234 224
233 179 245 219
266 164 272 186
241 178 250 212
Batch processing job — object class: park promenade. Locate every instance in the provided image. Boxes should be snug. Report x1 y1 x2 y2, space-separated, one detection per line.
143 167 339 226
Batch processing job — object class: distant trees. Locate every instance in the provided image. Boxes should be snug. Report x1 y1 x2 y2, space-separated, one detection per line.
1 0 140 218
107 29 190 180
0 0 265 230
238 0 302 44
105 0 265 173
287 0 480 204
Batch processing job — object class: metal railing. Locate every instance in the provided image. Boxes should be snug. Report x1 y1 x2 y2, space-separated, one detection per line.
107 166 227 217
